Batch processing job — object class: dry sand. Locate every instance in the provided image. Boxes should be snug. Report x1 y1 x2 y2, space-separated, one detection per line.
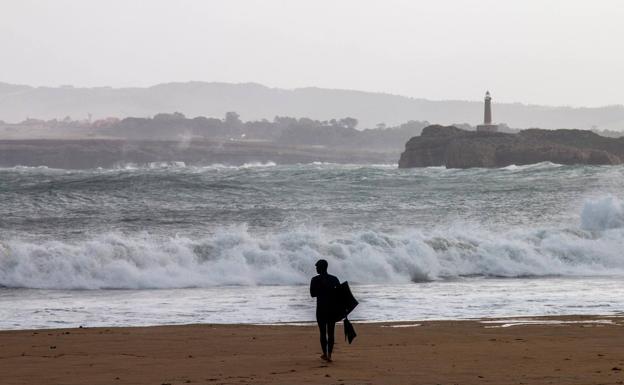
1 315 623 385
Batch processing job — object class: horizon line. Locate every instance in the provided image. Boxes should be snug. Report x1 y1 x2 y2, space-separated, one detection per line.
1 80 623 111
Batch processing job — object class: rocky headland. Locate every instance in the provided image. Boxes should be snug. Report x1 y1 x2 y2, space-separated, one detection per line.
399 125 624 168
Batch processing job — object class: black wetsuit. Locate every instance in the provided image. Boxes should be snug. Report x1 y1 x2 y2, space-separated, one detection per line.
310 273 340 356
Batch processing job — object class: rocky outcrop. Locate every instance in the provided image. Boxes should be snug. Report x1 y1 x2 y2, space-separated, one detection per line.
399 125 624 168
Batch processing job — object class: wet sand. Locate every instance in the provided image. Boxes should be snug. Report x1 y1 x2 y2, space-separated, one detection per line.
1 315 623 385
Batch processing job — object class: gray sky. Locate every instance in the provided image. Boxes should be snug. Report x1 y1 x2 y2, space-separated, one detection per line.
2 0 623 107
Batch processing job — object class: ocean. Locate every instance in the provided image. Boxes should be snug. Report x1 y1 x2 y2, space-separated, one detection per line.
1 162 623 329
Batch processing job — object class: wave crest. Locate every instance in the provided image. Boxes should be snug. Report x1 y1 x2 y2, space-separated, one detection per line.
1 218 624 289
581 195 624 231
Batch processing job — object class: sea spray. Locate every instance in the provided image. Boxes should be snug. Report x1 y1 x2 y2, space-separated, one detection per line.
2 218 624 290
580 195 624 231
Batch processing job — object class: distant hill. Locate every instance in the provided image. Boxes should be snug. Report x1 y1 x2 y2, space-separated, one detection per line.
1 81 624 130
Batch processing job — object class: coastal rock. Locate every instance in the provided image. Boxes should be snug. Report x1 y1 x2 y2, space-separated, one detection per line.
399 125 624 168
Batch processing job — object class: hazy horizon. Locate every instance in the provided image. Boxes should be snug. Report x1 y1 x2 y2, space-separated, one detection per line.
3 0 624 108
3 80 624 110
3 81 624 130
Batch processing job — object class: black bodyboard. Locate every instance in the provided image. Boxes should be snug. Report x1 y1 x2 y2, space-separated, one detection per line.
344 318 357 344
330 281 358 322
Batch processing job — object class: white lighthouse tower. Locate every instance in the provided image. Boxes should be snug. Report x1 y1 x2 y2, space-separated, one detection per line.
476 91 498 133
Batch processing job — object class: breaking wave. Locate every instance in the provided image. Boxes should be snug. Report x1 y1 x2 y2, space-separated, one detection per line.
114 161 277 170
500 162 563 171
1 195 623 289
580 195 624 231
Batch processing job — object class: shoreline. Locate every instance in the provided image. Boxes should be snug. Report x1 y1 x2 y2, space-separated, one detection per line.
0 138 397 169
3 311 624 332
2 315 623 385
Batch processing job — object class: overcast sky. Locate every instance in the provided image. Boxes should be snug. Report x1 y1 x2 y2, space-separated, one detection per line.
2 0 623 107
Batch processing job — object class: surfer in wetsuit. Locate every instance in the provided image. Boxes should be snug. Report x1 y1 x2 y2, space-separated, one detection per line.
310 259 340 362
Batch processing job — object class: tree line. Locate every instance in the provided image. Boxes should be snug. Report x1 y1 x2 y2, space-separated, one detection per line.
98 112 430 151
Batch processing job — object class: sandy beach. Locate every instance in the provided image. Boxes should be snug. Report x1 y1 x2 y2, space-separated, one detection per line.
1 315 623 385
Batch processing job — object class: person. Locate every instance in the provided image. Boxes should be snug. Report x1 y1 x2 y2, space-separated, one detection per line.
310 259 340 362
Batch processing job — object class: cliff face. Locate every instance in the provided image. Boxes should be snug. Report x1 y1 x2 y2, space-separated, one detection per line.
398 125 624 168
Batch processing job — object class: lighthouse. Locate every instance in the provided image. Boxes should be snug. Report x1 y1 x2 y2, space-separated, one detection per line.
484 91 492 124
477 91 498 133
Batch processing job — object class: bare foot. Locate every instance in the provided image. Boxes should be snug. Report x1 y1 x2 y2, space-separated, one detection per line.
320 354 331 362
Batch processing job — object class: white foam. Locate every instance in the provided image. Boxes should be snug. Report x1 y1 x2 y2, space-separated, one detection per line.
501 162 563 171
110 161 276 171
581 195 624 231
309 162 397 169
240 161 276 168
2 200 624 290
0 165 65 173
382 323 422 328
147 161 186 169
482 319 616 328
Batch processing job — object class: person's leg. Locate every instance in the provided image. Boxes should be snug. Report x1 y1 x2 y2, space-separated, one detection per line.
317 319 328 357
327 321 336 359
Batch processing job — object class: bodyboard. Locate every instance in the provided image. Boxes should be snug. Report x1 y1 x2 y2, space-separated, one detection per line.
331 281 359 322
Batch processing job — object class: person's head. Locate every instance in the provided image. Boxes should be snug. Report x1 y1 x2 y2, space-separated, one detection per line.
315 259 328 274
